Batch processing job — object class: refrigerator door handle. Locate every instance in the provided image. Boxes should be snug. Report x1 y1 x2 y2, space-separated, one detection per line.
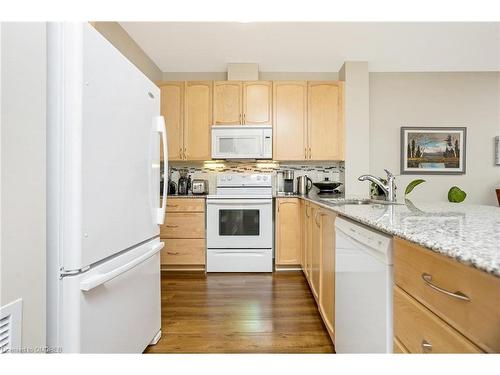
80 242 164 292
156 116 168 224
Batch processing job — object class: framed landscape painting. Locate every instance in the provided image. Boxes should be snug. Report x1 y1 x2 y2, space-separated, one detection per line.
401 127 467 175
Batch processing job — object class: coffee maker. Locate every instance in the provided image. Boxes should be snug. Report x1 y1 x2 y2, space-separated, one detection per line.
282 170 294 194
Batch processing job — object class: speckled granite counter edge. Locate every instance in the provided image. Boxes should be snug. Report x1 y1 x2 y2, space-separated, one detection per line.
274 194 500 278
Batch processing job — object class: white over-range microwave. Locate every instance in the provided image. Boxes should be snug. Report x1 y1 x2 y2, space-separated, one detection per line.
211 125 272 159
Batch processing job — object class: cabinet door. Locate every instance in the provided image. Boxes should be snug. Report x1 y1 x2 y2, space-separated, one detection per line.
310 205 321 300
319 211 336 337
308 81 344 160
243 81 272 125
213 81 242 124
305 203 313 281
160 82 184 161
300 199 306 270
184 81 212 160
275 198 301 266
273 81 307 160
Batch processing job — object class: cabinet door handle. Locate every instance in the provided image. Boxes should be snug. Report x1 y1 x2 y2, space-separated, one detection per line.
315 211 326 226
239 113 242 124
167 251 180 255
179 147 183 159
166 204 178 208
243 113 246 123
421 339 432 352
165 224 178 228
183 147 187 160
421 273 471 302
304 147 307 159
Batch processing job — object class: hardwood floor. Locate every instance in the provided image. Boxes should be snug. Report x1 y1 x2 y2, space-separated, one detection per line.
145 271 335 353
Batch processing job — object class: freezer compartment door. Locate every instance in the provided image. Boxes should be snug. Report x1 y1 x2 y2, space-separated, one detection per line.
48 23 162 270
60 238 162 353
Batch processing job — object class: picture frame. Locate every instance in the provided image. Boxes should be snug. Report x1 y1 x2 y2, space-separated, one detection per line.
400 127 467 175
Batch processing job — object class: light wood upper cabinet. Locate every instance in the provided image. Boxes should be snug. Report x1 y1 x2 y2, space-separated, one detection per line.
273 81 307 160
184 81 212 161
213 81 242 124
319 210 336 337
308 81 344 160
275 198 301 266
243 81 272 125
159 82 184 161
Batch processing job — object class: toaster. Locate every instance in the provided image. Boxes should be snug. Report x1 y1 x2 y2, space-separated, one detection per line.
191 179 209 195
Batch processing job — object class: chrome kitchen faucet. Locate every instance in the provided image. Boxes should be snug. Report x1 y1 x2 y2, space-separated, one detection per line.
358 169 396 202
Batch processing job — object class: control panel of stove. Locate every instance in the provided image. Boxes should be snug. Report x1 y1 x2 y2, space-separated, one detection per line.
217 173 271 187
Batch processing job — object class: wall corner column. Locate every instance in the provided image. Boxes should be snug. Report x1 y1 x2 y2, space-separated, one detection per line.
339 61 370 197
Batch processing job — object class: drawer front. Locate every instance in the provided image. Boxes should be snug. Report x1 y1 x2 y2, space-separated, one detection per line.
394 238 500 352
166 198 205 212
394 287 482 353
160 212 205 238
393 338 409 354
161 239 206 265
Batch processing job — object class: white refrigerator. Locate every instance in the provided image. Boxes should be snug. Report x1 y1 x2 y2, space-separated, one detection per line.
46 23 168 353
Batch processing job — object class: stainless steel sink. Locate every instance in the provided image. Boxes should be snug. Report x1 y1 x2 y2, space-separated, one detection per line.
319 198 403 206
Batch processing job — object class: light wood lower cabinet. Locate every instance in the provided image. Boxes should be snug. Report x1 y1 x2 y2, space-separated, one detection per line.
394 286 482 353
298 201 336 343
319 210 336 338
161 238 206 265
393 338 409 353
160 198 206 270
275 198 301 267
394 238 498 353
310 206 321 301
160 212 205 238
302 202 312 281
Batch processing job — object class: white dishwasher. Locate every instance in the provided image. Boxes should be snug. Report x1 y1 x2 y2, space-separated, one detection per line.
335 217 393 353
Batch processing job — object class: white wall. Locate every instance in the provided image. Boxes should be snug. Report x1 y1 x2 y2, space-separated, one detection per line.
91 22 162 82
370 72 500 206
339 62 370 197
0 22 46 350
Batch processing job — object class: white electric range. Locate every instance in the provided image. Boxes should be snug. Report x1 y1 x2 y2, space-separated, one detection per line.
206 173 273 272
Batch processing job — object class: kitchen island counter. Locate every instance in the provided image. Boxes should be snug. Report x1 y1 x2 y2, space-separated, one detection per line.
297 193 500 277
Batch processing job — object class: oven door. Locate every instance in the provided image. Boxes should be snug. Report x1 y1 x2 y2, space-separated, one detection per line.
207 198 272 249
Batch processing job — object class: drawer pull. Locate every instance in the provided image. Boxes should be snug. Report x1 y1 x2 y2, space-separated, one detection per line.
166 251 180 255
165 224 179 228
421 273 470 302
167 204 178 208
421 339 432 352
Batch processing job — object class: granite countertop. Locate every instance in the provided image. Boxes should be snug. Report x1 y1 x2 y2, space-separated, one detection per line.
299 193 500 277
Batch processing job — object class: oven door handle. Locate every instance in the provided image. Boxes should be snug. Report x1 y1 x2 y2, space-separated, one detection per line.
206 199 272 205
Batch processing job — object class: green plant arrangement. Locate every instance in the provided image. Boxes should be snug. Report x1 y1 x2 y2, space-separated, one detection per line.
404 179 426 196
448 186 467 203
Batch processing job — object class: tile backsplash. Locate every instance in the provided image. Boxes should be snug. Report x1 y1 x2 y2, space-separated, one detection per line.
164 161 345 194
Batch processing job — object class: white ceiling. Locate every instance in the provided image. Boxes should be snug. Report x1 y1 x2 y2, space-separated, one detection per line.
120 22 500 72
